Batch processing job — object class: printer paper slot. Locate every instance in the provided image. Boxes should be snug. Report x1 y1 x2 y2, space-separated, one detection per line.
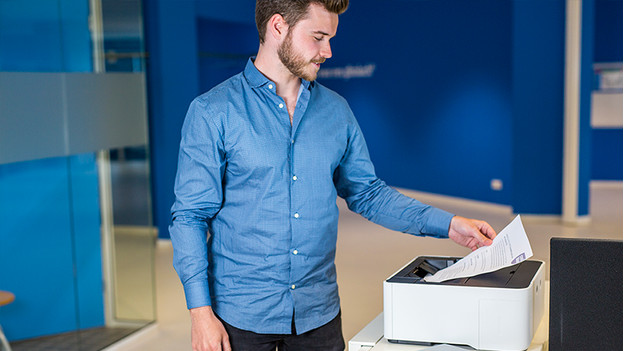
387 257 461 284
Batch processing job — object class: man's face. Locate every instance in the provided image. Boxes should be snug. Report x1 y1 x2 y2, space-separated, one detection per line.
277 4 338 81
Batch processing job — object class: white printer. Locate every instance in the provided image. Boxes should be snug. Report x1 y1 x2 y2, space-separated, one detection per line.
383 256 545 351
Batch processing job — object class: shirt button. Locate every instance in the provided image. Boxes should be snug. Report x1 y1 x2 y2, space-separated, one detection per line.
294 213 300 218
291 139 294 144
293 249 298 255
268 84 273 89
278 103 284 108
291 285 296 290
292 175 297 181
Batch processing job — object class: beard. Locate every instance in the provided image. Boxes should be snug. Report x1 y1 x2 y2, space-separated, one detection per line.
278 32 324 81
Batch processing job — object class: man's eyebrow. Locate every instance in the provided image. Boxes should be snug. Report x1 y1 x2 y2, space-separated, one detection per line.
312 30 331 36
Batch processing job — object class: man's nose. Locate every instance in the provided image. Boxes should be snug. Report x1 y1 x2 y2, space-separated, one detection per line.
320 42 332 59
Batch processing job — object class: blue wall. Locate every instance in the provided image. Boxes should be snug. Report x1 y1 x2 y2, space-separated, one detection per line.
591 0 623 182
144 0 200 239
0 0 104 341
579 0 595 215
593 129 624 180
594 0 623 63
510 0 566 215
197 18 257 93
320 0 513 206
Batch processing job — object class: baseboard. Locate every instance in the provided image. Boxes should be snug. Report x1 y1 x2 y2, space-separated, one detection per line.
393 187 514 216
591 180 623 190
157 238 172 247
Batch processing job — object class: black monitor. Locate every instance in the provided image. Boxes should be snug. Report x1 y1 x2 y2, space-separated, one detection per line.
549 237 623 351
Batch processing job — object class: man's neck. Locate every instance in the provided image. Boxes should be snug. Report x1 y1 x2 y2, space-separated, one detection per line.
254 45 301 101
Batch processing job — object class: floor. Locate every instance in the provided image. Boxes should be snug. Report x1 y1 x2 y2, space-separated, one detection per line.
10 327 140 351
104 182 622 351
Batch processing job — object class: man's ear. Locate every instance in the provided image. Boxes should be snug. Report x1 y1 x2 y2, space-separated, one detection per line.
267 13 289 42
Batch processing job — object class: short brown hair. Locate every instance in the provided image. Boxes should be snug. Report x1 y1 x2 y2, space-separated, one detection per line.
255 0 349 44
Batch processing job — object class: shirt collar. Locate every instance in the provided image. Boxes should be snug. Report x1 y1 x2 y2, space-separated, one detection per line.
244 57 315 90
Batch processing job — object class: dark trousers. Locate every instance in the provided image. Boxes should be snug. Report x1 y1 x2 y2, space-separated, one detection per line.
217 311 345 351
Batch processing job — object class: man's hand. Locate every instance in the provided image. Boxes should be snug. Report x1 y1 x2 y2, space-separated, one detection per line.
448 216 497 251
190 306 231 351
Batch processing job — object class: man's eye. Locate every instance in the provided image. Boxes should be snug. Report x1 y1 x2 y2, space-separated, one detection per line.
314 37 322 41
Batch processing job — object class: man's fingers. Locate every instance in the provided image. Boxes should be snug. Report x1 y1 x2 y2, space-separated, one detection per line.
222 337 232 351
479 235 493 246
479 221 497 240
449 216 498 251
473 221 496 246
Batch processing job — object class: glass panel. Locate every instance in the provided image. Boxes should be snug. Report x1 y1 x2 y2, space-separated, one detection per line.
109 146 156 323
102 0 146 73
100 0 156 325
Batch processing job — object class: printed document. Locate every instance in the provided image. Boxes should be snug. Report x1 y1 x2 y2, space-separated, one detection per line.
424 215 533 283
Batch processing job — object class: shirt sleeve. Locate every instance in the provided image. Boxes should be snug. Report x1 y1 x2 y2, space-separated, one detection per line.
169 97 226 309
333 114 454 238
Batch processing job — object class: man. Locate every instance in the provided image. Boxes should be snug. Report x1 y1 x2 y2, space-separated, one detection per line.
170 1 497 350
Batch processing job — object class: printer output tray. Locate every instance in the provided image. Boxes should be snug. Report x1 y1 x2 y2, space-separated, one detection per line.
386 256 542 288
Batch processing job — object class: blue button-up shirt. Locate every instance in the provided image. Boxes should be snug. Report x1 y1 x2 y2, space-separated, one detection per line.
170 59 454 335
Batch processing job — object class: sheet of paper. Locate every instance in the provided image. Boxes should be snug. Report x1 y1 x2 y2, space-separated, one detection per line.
424 215 533 283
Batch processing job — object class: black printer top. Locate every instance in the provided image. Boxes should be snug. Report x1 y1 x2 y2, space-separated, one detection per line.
386 256 542 288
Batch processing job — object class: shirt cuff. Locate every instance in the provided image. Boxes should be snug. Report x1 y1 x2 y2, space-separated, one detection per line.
422 208 454 238
183 279 212 309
